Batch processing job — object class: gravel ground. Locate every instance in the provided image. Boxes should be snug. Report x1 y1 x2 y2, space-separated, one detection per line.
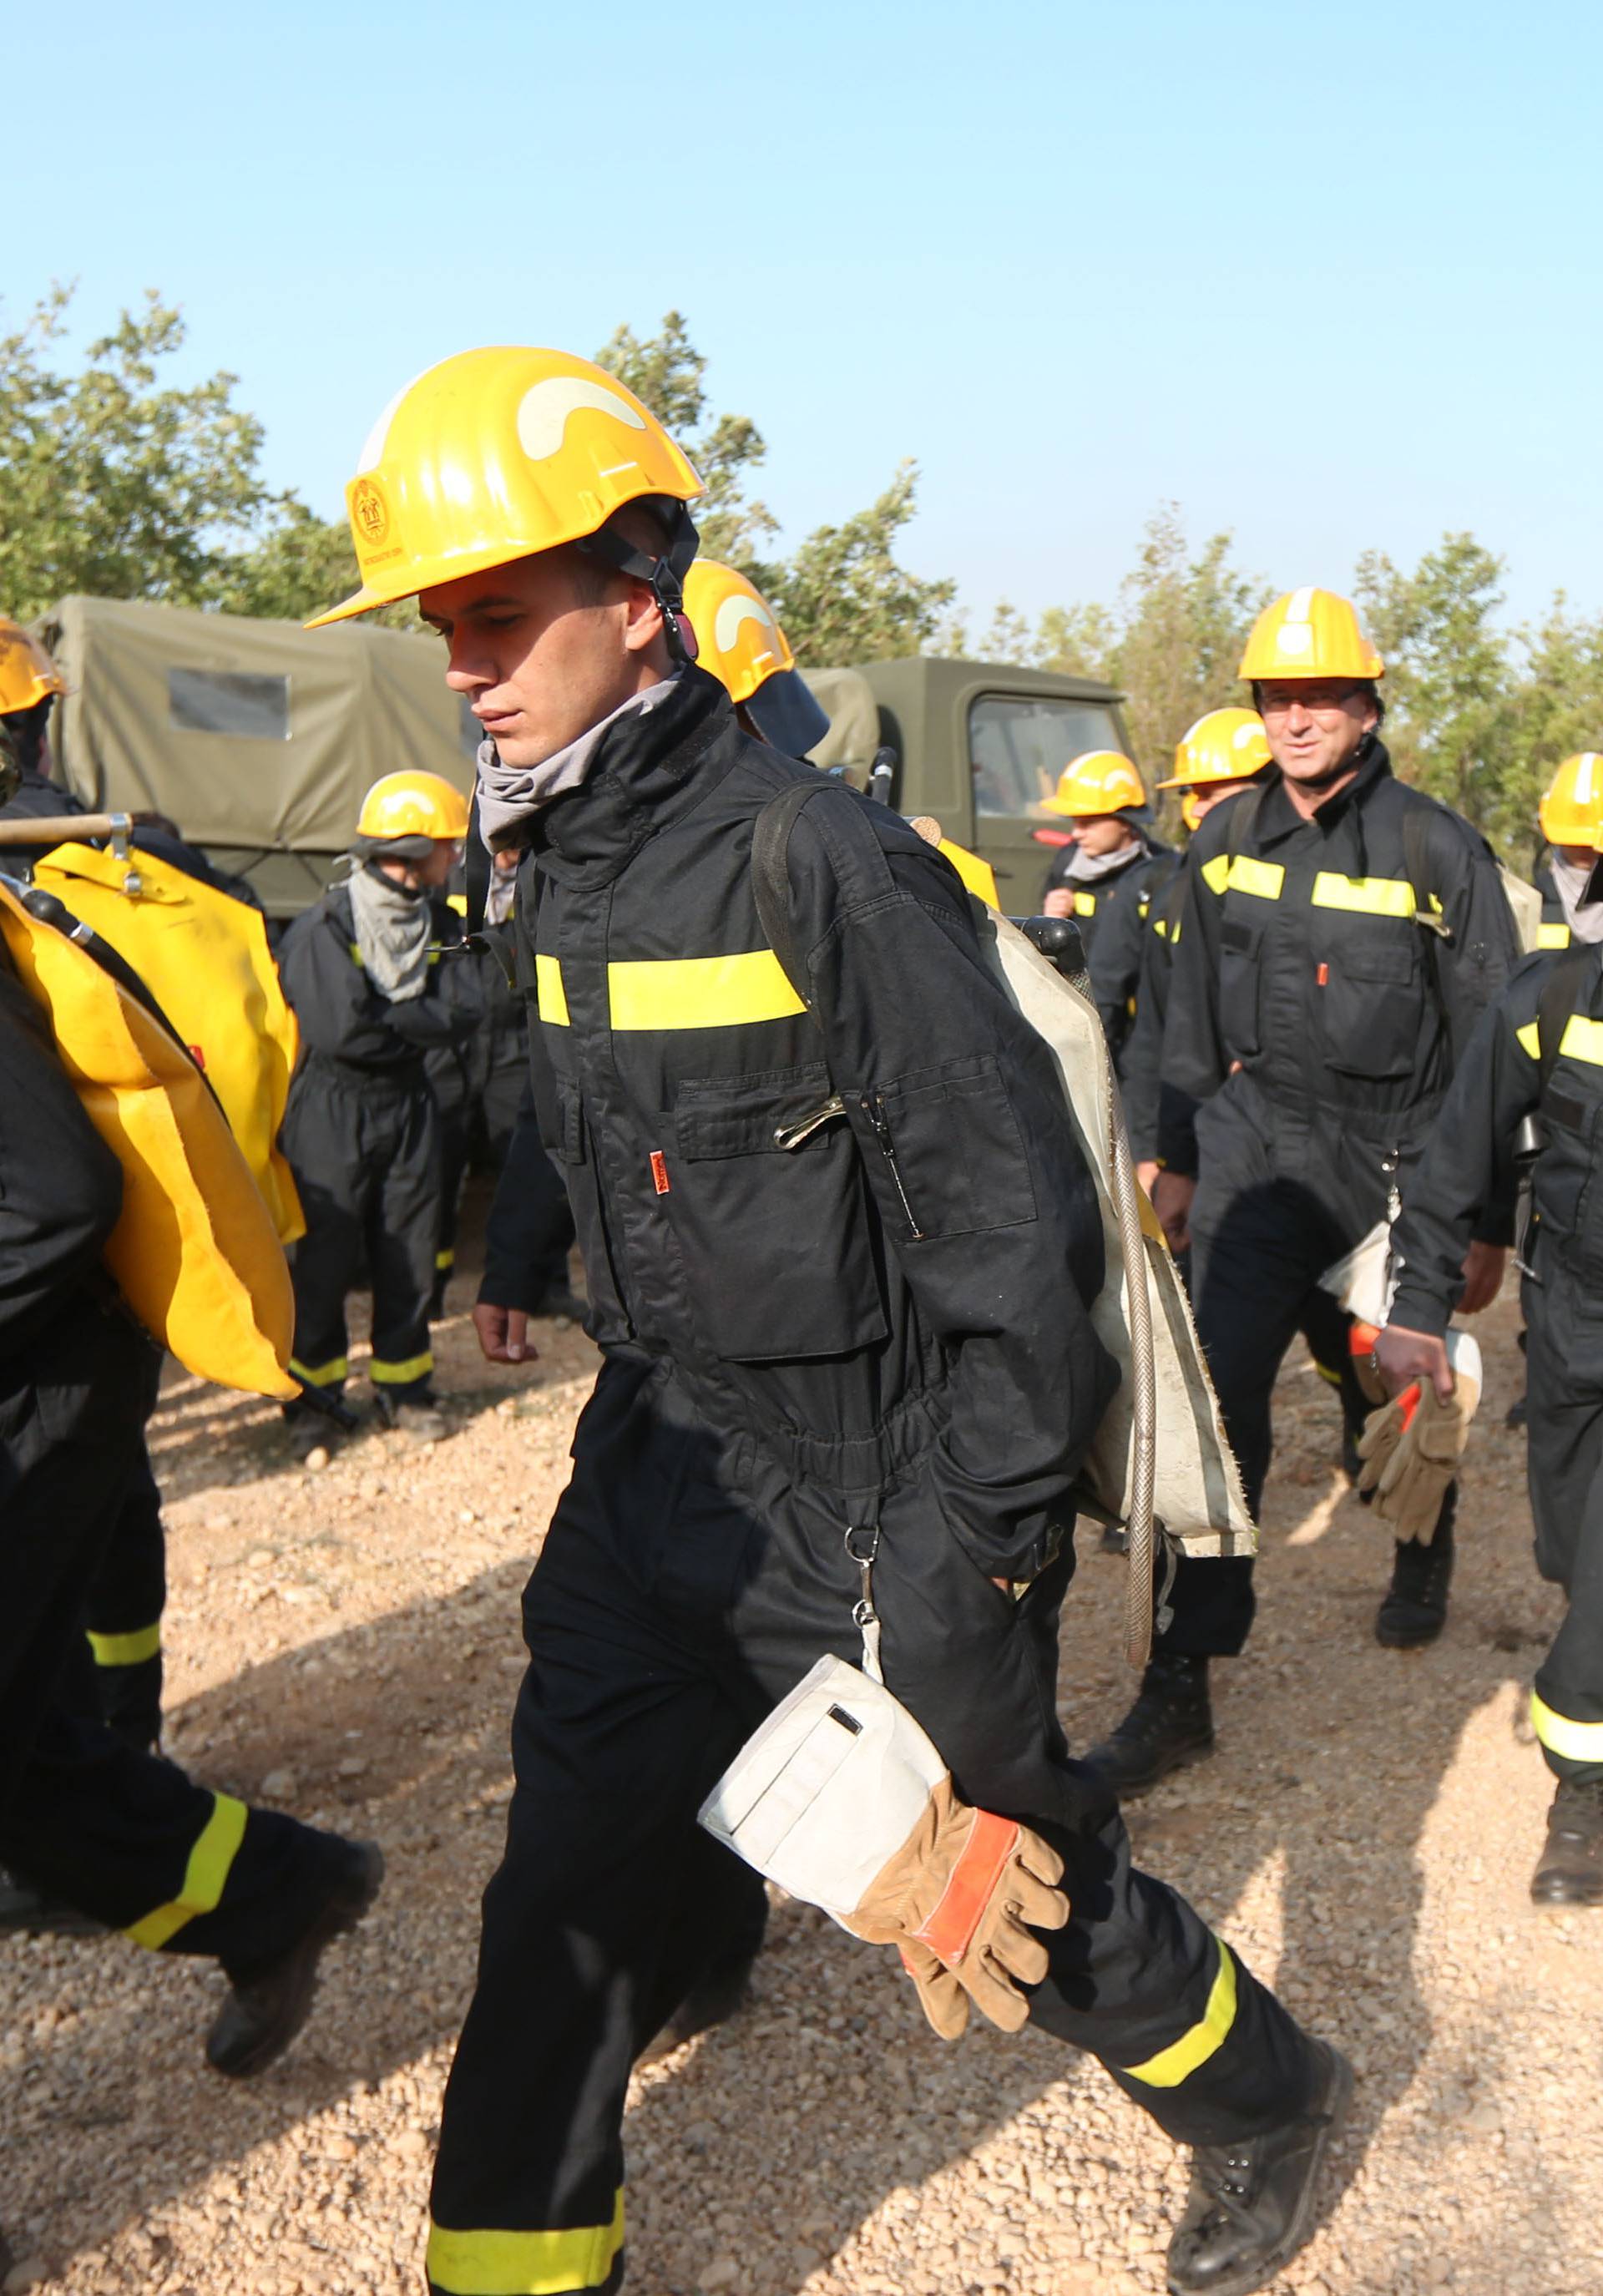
4 1234 1600 2296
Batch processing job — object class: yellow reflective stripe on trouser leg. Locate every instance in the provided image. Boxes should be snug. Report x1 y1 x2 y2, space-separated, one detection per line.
124 1792 248 1951
1530 1688 1603 1764
607 950 807 1030
427 2192 625 2294
86 1621 161 1667
1121 1938 1239 2086
371 1351 434 1384
290 1355 349 1387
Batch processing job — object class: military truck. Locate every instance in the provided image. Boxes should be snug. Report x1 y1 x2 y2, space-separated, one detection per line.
33 599 1135 920
804 658 1136 912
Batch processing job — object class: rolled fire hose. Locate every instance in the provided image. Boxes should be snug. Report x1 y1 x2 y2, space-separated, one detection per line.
0 815 132 846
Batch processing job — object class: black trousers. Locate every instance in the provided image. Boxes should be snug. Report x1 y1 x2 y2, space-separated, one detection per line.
1158 1078 1442 1660
427 1356 1315 2296
0 1305 347 1964
54 1439 168 1752
282 1061 442 1401
1525 1267 1603 1782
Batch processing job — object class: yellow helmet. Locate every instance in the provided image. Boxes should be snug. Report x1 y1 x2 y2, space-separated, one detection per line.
1157 708 1273 791
356 771 470 843
681 559 830 756
307 346 704 630
1541 753 1603 847
1237 588 1384 683
1042 751 1146 818
0 620 67 716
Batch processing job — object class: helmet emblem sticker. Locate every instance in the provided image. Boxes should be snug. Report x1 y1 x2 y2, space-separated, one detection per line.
352 479 392 549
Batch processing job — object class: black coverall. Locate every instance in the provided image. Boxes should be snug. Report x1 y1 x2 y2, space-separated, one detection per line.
429 928 559 1299
1389 948 1603 1780
1080 838 1178 1075
1154 743 1518 1656
0 957 350 1957
278 879 473 1403
427 670 1315 2296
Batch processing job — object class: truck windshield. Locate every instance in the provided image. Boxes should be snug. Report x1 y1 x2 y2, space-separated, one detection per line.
969 694 1124 817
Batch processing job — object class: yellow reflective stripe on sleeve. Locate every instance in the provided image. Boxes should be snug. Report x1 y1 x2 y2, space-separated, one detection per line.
125 1792 248 1951
370 1351 434 1384
1560 1014 1603 1068
535 953 569 1026
290 1355 348 1388
86 1622 161 1667
1517 1020 1541 1058
1531 1687 1603 1763
1538 920 1572 949
427 2192 625 2294
1074 891 1097 917
1310 872 1418 918
607 950 806 1031
1122 1939 1238 2086
1201 854 1284 901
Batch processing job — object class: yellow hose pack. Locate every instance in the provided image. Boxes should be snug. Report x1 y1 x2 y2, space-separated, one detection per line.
31 843 303 1245
0 877 298 1398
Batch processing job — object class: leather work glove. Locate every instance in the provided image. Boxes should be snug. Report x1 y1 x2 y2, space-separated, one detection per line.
841 1775 1070 2037
1357 1343 1483 1544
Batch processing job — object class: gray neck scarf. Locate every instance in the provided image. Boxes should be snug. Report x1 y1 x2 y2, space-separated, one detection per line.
475 675 680 848
1551 854 1603 945
346 863 433 1001
1063 828 1147 885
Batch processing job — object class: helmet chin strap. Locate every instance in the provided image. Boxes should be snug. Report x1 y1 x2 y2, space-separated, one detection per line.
576 504 700 665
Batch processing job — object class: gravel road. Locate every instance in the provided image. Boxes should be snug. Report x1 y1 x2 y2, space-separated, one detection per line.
4 1253 1598 2296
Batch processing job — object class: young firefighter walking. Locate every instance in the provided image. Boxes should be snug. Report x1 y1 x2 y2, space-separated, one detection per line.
309 346 1351 2296
1376 818 1603 1905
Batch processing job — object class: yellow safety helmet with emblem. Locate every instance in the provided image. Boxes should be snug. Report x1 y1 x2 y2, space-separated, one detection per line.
0 619 68 716
682 559 830 758
306 346 704 630
356 771 470 844
1540 753 1603 848
1238 587 1384 683
1042 751 1146 818
1158 708 1273 791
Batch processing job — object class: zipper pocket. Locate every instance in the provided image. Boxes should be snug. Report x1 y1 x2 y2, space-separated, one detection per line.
774 1095 847 1151
862 1092 924 1239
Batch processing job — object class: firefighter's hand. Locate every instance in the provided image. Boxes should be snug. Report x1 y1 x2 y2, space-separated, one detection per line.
473 1302 537 1364
1135 1158 1161 1198
1457 1240 1507 1315
1041 887 1075 919
1152 1171 1196 1255
1373 1323 1454 1405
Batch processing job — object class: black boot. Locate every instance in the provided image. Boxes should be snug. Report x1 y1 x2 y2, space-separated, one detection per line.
1166 2040 1353 2296
1083 1655 1215 1797
1374 1514 1454 1649
0 1866 106 1939
206 1839 384 2078
1531 1777 1603 1908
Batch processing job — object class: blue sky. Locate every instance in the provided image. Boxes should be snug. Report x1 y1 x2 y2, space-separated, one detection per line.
16 0 1601 630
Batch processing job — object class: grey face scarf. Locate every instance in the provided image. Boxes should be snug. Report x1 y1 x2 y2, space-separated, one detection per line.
1551 853 1603 945
1062 825 1148 884
475 675 680 848
346 862 433 1001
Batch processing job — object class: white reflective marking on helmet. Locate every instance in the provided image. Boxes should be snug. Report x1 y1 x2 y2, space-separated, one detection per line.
357 372 428 474
1234 721 1262 748
516 378 646 463
1277 623 1314 655
714 594 777 653
1285 586 1316 624
1578 755 1598 805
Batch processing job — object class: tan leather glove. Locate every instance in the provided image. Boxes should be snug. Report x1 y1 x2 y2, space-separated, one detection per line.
842 1775 1069 2036
1358 1348 1482 1543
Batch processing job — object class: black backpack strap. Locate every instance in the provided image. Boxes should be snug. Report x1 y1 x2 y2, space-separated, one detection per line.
465 788 492 937
1536 943 1594 1095
1224 784 1266 870
751 777 899 1016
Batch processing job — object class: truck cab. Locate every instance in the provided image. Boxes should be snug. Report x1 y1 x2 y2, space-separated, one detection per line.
803 656 1136 913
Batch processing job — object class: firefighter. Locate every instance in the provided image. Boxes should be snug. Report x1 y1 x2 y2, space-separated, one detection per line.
277 771 476 1447
310 347 1349 2296
1088 589 1519 1795
1039 751 1174 1068
0 756 382 2267
1374 815 1603 1904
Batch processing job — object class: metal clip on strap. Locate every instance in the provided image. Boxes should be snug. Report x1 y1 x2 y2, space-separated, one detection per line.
844 1523 884 1684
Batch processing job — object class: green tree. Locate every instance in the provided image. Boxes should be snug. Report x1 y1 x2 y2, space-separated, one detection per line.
1505 596 1603 865
595 311 776 571
0 286 278 619
1353 534 1518 843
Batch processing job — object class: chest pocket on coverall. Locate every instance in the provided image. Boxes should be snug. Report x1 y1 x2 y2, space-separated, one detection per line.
1218 916 1264 1058
669 1063 887 1361
1317 938 1424 1081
